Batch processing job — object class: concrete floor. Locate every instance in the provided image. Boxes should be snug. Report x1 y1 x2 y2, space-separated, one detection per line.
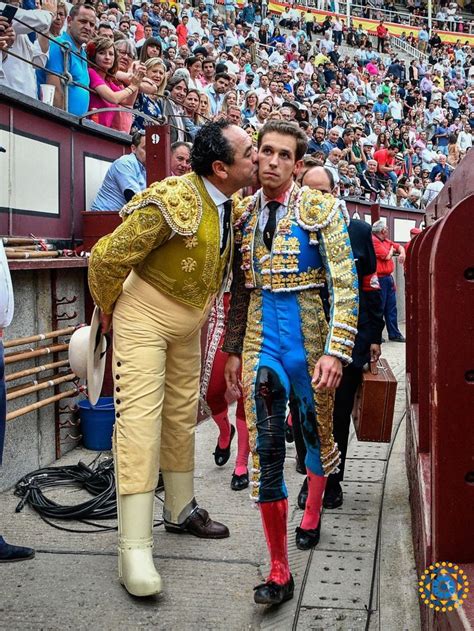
0 337 420 631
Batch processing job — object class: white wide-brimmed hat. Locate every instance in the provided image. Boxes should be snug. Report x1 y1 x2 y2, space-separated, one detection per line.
68 307 108 406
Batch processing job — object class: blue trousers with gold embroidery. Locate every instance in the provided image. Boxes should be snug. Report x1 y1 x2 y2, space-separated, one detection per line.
243 290 333 503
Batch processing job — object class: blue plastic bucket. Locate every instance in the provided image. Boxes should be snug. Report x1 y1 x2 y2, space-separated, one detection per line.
78 397 115 451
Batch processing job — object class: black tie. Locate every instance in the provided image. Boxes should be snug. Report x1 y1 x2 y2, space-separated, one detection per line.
263 201 280 251
220 199 232 255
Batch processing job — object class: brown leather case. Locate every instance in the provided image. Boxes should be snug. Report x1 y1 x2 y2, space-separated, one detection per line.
352 358 397 443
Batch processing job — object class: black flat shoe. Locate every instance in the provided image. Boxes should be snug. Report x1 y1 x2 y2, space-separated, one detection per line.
297 477 308 510
231 471 249 491
295 519 321 550
389 336 405 342
323 483 343 509
254 574 294 605
213 425 235 467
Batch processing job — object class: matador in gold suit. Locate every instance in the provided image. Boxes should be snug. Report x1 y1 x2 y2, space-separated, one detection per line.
88 121 258 597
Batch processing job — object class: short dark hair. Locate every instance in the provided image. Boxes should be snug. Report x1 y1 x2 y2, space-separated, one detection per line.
215 72 231 82
69 3 96 19
191 120 235 176
258 120 308 161
171 141 192 154
131 131 145 147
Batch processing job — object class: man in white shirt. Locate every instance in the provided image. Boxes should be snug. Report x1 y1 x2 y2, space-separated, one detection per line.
388 93 403 123
0 0 55 99
255 74 271 101
0 239 35 562
268 43 285 66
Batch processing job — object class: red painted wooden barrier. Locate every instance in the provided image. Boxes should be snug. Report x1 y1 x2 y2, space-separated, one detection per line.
406 153 474 630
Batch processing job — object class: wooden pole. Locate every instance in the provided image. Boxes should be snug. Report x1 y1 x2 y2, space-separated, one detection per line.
5 359 70 383
2 237 40 246
4 327 76 349
6 388 79 422
5 251 59 260
5 343 68 364
7 373 77 401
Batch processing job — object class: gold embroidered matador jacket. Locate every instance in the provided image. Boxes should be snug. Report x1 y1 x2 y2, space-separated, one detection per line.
222 184 359 365
89 173 232 314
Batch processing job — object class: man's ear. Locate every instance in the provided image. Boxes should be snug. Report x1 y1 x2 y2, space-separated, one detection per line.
211 160 228 181
293 159 303 177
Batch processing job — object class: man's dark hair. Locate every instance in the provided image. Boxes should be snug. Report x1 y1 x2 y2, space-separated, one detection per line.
98 22 114 31
258 120 308 162
191 120 234 176
131 131 145 147
202 57 216 67
69 3 96 19
215 72 231 83
171 141 192 154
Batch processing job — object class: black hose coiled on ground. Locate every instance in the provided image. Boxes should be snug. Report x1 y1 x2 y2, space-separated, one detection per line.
14 457 117 531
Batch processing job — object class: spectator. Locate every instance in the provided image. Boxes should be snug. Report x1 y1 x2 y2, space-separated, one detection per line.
430 153 452 181
373 144 398 189
0 0 54 99
90 131 146 210
45 3 96 116
87 37 144 130
160 75 188 142
324 147 342 184
421 172 446 207
206 71 230 115
376 20 388 53
132 57 167 133
169 141 192 176
360 159 385 200
372 221 406 343
139 37 162 63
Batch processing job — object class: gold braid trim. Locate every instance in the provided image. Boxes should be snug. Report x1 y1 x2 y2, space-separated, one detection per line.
242 291 264 502
295 187 339 231
120 176 203 236
296 291 341 476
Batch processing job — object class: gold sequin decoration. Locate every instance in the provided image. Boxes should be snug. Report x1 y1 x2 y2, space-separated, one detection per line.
242 290 264 501
296 291 340 476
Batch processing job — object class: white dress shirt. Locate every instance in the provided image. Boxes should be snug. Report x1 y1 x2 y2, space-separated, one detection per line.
257 185 294 233
202 177 230 249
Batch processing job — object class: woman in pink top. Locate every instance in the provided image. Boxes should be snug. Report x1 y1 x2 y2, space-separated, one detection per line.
366 61 379 76
86 37 145 130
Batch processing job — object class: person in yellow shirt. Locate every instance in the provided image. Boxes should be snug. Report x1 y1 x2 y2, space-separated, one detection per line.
313 51 330 67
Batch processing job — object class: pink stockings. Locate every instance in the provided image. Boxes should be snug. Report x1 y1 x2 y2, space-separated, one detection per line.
259 499 291 585
300 471 327 530
211 401 249 475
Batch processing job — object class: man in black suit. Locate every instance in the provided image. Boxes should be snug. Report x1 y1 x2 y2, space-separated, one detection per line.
292 166 385 509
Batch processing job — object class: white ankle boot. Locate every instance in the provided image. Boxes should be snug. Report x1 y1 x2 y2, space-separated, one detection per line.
117 491 162 597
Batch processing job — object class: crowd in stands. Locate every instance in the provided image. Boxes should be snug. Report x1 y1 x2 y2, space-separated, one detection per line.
1 0 473 208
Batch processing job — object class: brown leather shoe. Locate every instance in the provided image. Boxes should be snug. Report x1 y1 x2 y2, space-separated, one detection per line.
164 507 230 539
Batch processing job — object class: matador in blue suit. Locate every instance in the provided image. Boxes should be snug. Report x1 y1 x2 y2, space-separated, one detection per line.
223 121 359 606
